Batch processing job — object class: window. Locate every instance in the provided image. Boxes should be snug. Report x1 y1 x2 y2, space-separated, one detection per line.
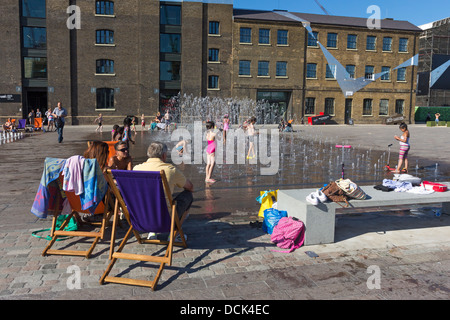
397 67 406 81
209 21 220 35
347 34 357 49
381 66 390 81
160 61 181 81
363 99 373 115
208 48 219 62
365 65 374 80
379 99 389 115
326 64 336 79
366 36 376 50
96 59 114 74
399 38 408 52
345 65 355 79
96 29 114 44
96 1 114 15
208 75 219 89
276 61 287 77
23 27 46 49
327 33 337 48
240 27 251 43
395 100 405 115
160 33 181 53
305 98 315 115
96 88 114 109
382 37 392 51
23 57 47 78
239 60 251 76
259 29 270 44
277 30 288 45
21 0 46 18
324 98 335 115
160 4 181 25
258 61 269 76
308 31 318 47
306 63 317 78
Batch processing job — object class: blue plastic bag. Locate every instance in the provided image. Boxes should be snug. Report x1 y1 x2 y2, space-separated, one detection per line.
262 208 288 234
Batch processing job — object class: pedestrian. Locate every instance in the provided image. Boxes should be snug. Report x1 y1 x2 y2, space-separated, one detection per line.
133 141 194 241
223 114 230 145
52 102 67 143
28 109 35 126
94 113 103 132
246 117 257 160
393 122 410 173
435 112 441 125
205 121 218 183
46 108 54 131
164 110 171 132
141 114 145 130
122 117 135 148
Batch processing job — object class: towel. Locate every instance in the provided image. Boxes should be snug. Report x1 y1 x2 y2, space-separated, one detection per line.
62 155 85 195
31 158 66 219
79 158 108 214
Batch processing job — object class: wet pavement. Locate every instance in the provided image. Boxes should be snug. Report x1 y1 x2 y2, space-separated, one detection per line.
0 124 449 304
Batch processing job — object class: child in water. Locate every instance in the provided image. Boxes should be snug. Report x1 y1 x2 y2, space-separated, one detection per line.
394 122 410 173
246 117 257 160
205 121 218 183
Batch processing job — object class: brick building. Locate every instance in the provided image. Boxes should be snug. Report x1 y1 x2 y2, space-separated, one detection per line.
0 1 422 125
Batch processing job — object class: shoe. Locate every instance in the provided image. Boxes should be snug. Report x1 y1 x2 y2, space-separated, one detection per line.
147 232 157 240
306 192 319 205
314 189 327 202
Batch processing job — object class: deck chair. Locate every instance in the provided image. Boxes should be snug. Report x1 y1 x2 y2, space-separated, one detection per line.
34 118 43 130
104 141 117 158
100 169 188 291
41 159 113 258
17 119 26 131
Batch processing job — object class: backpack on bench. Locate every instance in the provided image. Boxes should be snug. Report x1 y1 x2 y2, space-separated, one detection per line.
270 217 305 253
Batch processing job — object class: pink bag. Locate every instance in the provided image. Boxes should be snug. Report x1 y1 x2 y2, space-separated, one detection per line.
270 217 305 253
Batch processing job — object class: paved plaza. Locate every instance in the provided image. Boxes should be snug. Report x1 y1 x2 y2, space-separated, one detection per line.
0 124 449 303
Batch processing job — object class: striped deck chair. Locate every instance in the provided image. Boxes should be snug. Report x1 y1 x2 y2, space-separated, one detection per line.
100 169 187 291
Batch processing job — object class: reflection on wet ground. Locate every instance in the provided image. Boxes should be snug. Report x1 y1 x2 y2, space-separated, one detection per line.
86 128 450 221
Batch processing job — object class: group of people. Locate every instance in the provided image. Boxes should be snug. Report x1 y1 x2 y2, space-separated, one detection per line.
1 102 67 143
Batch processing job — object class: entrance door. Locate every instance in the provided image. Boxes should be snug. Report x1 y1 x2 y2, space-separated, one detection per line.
25 90 47 119
256 91 291 124
345 99 352 124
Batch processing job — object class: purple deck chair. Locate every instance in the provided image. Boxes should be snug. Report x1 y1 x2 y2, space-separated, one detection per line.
100 169 187 291
17 119 27 130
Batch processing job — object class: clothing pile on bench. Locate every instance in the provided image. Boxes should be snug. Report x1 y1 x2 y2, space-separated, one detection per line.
374 178 434 194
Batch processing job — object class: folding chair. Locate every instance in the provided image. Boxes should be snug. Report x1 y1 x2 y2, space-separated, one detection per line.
41 158 113 258
17 119 26 131
100 169 188 291
104 141 117 158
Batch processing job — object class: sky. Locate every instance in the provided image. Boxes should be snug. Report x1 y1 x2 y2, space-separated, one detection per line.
233 0 450 27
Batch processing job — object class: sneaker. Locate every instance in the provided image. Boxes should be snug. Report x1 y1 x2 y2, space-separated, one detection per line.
314 189 327 202
147 232 157 240
306 192 319 205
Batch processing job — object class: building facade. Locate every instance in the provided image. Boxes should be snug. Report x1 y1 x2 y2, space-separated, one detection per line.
0 1 421 125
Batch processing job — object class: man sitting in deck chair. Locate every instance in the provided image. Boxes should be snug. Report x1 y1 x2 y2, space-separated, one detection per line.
133 141 194 241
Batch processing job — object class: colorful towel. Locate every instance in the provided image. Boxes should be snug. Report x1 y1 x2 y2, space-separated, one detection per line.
79 158 108 213
31 158 66 219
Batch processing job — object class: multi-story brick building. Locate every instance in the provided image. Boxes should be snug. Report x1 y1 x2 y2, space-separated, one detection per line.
0 1 422 125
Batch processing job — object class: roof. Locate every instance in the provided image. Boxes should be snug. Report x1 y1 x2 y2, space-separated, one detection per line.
233 9 422 32
418 17 450 30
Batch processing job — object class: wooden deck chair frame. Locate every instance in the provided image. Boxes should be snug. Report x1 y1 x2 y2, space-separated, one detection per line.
42 175 114 258
100 169 188 291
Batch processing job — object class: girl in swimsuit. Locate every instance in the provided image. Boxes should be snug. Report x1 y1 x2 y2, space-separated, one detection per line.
205 121 217 183
223 114 230 145
246 117 257 160
394 122 410 173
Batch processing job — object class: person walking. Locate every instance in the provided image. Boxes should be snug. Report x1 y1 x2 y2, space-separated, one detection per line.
52 102 67 143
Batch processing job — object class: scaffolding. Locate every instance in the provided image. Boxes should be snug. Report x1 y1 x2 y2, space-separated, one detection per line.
418 17 450 106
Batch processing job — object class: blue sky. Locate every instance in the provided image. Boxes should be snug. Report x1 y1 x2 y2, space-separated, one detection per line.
233 0 450 26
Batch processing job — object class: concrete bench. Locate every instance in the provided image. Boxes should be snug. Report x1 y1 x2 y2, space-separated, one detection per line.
277 183 450 246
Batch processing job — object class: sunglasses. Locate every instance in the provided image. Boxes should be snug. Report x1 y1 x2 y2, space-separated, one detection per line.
118 148 128 152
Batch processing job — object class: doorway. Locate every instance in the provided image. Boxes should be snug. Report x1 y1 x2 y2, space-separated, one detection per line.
24 89 47 119
345 98 352 124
